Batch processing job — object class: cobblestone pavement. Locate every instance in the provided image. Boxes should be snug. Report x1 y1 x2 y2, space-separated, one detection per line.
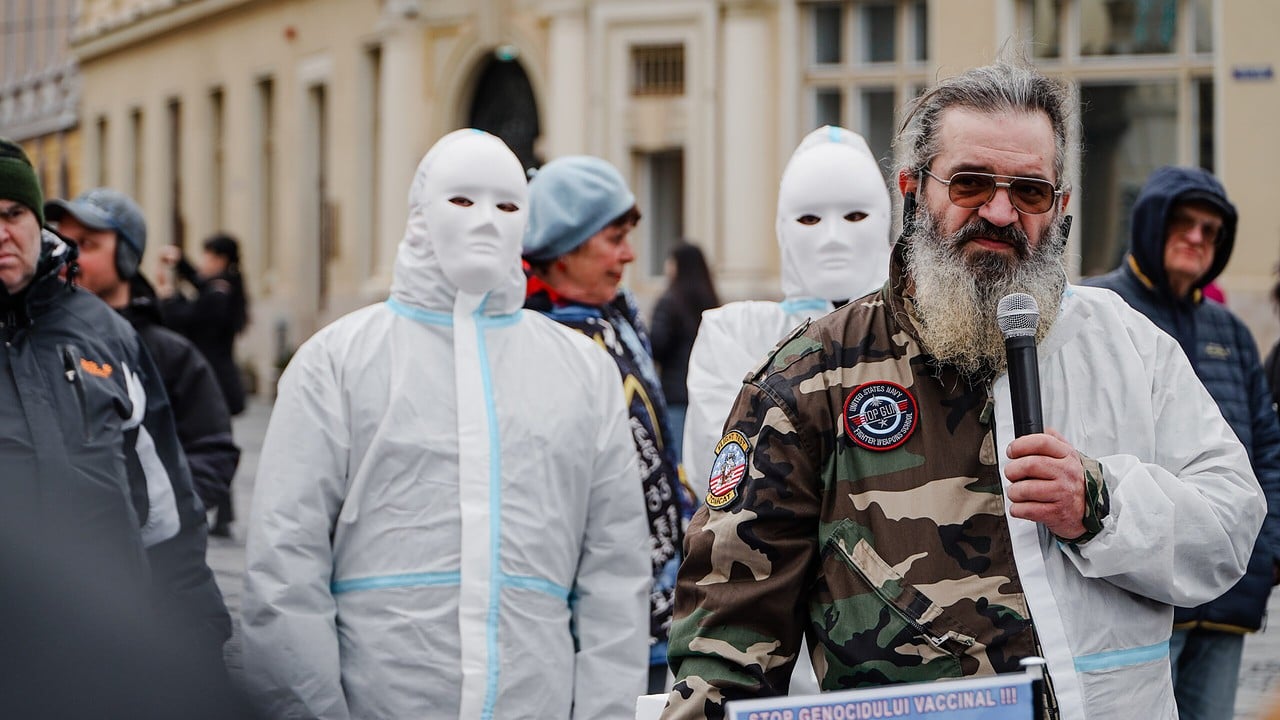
208 398 1280 717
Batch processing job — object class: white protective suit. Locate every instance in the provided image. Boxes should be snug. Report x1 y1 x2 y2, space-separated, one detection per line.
683 126 892 491
241 130 650 720
993 284 1263 718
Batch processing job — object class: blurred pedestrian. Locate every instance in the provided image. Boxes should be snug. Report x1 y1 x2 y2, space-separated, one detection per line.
242 130 648 719
46 188 240 519
0 508 258 720
1085 165 1280 720
0 138 229 680
523 155 689 693
682 125 891 493
649 241 719 460
156 233 248 415
157 233 249 536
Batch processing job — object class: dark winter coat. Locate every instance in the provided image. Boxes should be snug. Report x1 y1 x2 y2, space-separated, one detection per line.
1085 166 1280 633
123 276 240 510
160 259 247 416
649 291 701 406
0 234 230 653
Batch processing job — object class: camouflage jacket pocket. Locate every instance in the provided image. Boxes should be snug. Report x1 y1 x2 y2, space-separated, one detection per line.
818 519 978 666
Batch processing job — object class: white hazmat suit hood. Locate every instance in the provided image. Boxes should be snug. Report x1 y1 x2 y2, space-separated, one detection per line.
684 126 892 492
777 125 892 304
242 130 649 720
389 128 528 317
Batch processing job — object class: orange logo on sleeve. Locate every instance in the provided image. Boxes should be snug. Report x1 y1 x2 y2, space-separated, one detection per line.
79 358 114 379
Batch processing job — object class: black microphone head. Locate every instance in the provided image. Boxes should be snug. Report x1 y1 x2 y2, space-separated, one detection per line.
997 292 1039 340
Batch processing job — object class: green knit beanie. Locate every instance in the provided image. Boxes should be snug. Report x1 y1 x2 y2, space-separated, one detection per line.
0 138 44 227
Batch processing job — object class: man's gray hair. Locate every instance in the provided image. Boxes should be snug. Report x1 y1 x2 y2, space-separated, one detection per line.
894 50 1079 186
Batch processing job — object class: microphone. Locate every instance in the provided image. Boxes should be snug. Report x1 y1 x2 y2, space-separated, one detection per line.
996 293 1043 437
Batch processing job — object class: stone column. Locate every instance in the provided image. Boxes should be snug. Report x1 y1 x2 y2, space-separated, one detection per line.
717 1 779 300
541 1 589 157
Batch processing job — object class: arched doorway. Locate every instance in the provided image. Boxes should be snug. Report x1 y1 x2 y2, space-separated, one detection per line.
467 53 541 171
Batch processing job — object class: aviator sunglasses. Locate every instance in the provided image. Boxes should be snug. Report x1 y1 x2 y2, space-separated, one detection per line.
921 169 1063 215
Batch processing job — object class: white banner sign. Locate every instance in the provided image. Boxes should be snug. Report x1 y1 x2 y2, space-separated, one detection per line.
727 671 1036 720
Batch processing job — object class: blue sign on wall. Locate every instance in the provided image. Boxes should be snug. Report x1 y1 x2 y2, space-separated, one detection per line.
1232 65 1274 81
727 671 1035 720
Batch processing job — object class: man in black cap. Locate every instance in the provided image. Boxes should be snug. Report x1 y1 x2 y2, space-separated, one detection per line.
47 187 240 522
0 138 233 712
1086 165 1280 720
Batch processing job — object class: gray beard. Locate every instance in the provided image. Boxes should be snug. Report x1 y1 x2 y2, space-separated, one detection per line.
905 206 1067 378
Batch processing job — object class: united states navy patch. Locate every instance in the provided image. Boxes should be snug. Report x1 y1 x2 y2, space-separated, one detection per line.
706 430 750 509
843 381 917 451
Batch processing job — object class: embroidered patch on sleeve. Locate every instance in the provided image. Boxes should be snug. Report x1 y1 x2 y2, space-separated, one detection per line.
843 381 918 451
706 430 751 509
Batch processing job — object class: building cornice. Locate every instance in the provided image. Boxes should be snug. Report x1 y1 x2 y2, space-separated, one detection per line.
0 112 80 142
72 0 261 62
0 62 80 142
718 0 777 16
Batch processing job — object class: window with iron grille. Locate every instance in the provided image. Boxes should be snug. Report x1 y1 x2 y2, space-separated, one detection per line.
631 43 684 96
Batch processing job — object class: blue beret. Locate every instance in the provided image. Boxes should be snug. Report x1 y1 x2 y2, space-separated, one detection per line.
522 156 635 262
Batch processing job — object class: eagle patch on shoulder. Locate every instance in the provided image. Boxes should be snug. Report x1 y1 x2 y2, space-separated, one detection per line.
706 430 751 509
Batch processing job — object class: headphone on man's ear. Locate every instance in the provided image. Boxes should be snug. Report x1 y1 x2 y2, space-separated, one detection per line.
115 235 141 281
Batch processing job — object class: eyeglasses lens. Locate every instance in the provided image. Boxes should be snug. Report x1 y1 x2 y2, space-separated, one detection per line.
1169 215 1222 245
947 173 1056 214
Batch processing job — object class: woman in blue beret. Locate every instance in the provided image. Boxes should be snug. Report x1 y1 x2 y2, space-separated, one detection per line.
522 155 691 694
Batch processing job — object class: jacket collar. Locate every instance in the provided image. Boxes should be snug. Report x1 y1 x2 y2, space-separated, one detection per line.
0 232 77 325
1124 254 1202 305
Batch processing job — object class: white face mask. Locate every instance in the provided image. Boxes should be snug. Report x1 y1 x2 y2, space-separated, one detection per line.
421 133 529 295
777 139 892 301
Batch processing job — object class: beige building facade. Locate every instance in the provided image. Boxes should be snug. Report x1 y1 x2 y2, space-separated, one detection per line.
67 0 1280 390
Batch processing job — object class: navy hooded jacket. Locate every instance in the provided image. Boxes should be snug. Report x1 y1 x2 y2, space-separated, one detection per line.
1085 166 1280 632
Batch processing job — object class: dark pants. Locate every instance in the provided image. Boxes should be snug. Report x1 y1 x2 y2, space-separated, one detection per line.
211 488 234 531
1170 627 1244 720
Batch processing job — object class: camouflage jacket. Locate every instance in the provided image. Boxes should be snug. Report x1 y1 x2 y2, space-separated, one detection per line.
663 281 1263 720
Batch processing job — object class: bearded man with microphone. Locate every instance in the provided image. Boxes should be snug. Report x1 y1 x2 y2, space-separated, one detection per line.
661 51 1263 720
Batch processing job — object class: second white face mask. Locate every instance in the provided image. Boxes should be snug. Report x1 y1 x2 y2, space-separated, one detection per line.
422 133 529 295
777 143 892 301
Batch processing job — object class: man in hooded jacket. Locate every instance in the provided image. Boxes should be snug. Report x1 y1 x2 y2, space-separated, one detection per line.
241 129 650 720
681 125 892 493
1085 165 1280 720
0 138 230 699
